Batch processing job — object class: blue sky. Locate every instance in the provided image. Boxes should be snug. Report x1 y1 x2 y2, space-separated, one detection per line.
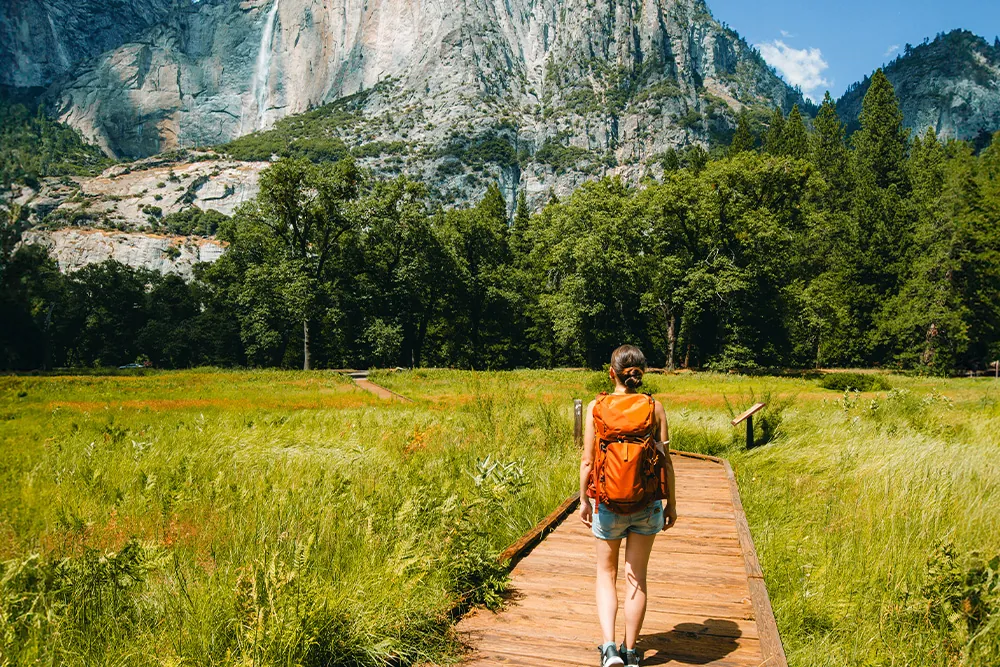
707 0 1000 101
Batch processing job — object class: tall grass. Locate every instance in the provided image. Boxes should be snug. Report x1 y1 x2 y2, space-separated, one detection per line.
730 384 1000 666
3 370 1000 665
0 370 578 665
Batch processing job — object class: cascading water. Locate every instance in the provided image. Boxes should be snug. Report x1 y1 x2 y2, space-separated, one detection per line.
251 0 281 131
46 11 71 68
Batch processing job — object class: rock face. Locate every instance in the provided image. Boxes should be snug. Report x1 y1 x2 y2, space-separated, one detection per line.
0 0 176 88
22 228 226 279
14 155 265 230
5 0 809 274
837 30 1000 141
45 0 801 166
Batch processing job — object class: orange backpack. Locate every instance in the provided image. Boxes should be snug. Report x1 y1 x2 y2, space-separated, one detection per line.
590 393 661 515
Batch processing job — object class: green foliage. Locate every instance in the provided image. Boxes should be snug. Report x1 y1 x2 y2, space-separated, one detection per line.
781 105 809 159
916 542 1000 661
535 136 592 172
763 106 786 155
0 540 160 658
437 130 518 169
216 94 369 162
155 206 229 236
674 109 703 130
728 111 756 156
351 140 408 158
819 372 892 392
0 95 112 189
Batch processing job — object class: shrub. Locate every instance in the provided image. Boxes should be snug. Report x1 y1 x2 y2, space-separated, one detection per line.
915 541 1000 661
820 372 892 392
535 136 591 171
158 206 228 236
0 540 159 659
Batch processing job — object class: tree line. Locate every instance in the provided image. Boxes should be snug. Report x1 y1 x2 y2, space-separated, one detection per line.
3 70 1000 372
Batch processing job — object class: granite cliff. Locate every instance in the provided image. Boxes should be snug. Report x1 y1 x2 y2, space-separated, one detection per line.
42 0 802 177
837 30 1000 141
0 0 176 89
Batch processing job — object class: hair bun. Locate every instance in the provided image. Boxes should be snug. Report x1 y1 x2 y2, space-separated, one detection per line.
624 369 644 388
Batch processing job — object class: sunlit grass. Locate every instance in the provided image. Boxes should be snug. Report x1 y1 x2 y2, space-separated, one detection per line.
1 369 998 665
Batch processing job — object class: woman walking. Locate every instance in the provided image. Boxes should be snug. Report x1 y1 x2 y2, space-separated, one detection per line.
579 345 677 667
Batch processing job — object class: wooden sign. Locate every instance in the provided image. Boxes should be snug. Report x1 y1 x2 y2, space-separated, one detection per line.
731 402 766 426
732 402 766 449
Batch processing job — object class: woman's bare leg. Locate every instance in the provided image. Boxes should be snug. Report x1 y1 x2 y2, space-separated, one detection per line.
596 537 622 644
623 532 656 649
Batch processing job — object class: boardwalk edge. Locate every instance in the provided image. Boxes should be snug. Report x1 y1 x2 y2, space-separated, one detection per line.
723 459 789 667
498 493 580 567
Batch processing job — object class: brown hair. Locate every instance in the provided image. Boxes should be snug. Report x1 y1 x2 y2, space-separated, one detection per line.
610 345 647 389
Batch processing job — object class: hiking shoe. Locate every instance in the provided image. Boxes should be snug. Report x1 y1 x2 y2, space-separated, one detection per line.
598 642 624 667
619 643 642 667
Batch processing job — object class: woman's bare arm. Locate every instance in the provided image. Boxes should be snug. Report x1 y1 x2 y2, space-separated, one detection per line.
579 400 597 526
655 400 677 528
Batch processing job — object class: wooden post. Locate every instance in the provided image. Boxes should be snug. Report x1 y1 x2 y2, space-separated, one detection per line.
732 403 765 449
574 399 583 448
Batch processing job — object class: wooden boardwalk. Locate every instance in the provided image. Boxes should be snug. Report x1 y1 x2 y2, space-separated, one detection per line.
457 452 786 667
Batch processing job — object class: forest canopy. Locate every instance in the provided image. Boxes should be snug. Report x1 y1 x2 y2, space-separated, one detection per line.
3 71 1000 373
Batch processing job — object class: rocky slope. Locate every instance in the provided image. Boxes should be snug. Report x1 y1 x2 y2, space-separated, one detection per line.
0 0 176 88
837 30 1000 141
9 153 256 275
45 0 802 185
22 228 226 279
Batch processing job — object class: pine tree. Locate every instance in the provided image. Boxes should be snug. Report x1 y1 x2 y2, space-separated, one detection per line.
763 107 786 155
781 105 809 159
514 190 530 229
848 70 913 360
853 69 909 191
728 111 755 157
811 92 850 198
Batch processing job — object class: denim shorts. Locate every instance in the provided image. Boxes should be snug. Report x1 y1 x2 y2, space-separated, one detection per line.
591 499 664 541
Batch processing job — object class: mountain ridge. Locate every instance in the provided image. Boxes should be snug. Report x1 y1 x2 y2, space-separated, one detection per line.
837 29 1000 141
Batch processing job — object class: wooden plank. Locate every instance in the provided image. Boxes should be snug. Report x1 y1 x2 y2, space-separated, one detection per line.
731 403 765 426
461 605 760 639
498 493 579 566
456 449 785 667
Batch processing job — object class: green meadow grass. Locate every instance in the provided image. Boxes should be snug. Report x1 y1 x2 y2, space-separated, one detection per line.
1 369 999 665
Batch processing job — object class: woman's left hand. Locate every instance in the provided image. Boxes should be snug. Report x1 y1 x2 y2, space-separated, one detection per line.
664 503 677 530
579 498 594 527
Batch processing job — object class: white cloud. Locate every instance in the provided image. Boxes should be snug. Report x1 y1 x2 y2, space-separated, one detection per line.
780 30 794 38
757 40 830 102
884 44 900 57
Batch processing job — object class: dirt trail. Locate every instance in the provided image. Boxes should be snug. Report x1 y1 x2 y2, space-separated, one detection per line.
348 371 413 402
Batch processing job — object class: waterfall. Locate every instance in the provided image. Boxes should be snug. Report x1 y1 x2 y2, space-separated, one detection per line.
46 12 71 68
252 0 281 131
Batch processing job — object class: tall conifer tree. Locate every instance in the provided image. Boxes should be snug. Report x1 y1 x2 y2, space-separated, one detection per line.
782 105 809 159
853 69 910 191
728 111 755 156
763 106 786 155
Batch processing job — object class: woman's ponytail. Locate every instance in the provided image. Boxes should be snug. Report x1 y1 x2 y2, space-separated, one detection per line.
610 345 647 389
622 368 644 389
